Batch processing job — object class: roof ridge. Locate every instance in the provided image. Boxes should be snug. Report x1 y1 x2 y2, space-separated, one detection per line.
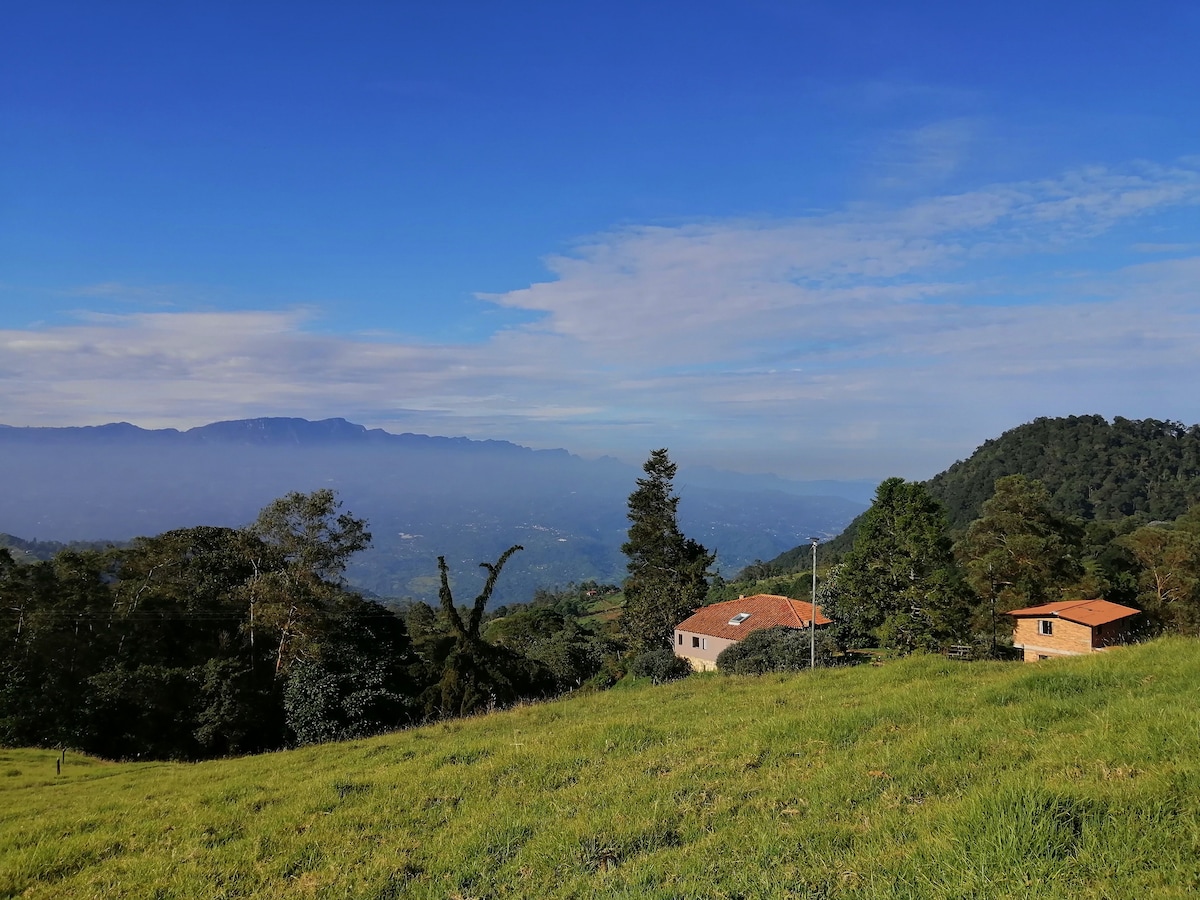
785 598 805 627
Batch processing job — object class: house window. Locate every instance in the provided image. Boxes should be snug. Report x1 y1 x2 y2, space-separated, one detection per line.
677 633 683 646
1039 620 1053 636
728 613 751 625
701 638 708 650
692 636 700 648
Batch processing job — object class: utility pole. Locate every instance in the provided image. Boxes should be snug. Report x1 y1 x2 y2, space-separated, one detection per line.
810 537 819 670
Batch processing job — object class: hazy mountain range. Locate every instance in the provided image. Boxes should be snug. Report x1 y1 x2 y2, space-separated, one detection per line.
0 417 871 604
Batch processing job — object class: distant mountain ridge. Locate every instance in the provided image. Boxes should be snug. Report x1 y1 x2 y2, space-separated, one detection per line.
0 417 868 604
0 416 557 454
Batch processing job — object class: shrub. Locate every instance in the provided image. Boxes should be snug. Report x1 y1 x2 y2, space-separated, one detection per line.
716 626 837 675
628 649 691 684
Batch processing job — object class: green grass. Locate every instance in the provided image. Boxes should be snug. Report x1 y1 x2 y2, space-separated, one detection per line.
3 639 1200 898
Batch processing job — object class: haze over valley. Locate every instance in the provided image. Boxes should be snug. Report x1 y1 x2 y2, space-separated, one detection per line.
0 417 868 603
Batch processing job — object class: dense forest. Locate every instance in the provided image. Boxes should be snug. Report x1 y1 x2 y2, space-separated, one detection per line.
0 490 625 761
929 415 1200 528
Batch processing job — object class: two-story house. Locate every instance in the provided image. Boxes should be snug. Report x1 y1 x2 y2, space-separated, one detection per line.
1008 599 1140 662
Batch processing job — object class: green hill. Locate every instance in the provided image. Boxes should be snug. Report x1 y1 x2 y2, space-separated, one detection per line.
759 415 1200 572
927 415 1200 531
4 639 1199 899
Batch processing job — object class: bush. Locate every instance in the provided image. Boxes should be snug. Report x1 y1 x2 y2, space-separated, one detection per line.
628 649 691 684
716 626 837 675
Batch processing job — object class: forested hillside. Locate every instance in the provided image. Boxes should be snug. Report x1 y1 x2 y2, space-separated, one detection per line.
760 415 1200 569
928 415 1200 529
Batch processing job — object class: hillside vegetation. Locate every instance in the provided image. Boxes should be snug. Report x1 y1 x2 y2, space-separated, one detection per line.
928 415 1200 530
760 414 1200 577
4 639 1199 899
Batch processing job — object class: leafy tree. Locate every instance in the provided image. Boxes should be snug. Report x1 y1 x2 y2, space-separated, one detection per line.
250 488 371 580
484 606 572 655
0 555 65 746
956 475 1085 643
716 626 837 674
282 595 416 746
11 551 117 748
83 664 201 759
620 449 715 653
0 489 409 758
1120 518 1200 634
111 527 259 665
822 478 968 652
927 416 1200 529
192 657 283 757
480 590 621 692
246 489 372 677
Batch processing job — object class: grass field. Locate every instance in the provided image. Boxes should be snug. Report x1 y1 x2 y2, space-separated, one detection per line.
3 639 1199 899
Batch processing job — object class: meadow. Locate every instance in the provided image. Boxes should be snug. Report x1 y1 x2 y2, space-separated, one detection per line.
3 639 1199 899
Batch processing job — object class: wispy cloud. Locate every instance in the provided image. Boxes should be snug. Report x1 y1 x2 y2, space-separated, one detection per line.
4 161 1200 478
869 118 984 190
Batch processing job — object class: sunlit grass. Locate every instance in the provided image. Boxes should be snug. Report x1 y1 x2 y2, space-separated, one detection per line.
3 639 1199 898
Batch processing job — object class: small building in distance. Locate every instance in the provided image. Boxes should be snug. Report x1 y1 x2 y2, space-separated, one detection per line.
673 594 831 672
1007 599 1140 662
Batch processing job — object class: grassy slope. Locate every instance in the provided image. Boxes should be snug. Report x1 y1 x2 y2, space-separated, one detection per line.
3 640 1199 899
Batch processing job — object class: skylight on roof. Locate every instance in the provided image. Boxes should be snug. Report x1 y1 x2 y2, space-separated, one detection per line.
728 612 751 625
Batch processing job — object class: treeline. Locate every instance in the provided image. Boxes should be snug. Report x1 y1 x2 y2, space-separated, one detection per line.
0 490 624 761
813 475 1200 654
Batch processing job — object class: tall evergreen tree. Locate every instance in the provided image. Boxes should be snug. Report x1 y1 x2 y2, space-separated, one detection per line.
823 477 968 652
620 449 715 653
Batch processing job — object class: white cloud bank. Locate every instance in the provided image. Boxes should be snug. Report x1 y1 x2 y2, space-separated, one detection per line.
4 162 1200 479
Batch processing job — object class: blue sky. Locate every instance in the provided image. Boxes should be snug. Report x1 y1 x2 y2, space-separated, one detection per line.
3 1 1200 479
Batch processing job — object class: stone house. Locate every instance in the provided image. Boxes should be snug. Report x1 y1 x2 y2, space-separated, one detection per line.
1007 599 1140 662
673 594 831 672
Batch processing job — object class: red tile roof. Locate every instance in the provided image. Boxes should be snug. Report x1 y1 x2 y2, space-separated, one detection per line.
675 594 831 641
1006 599 1140 627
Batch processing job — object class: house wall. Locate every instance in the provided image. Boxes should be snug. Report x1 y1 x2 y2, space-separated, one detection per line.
1012 617 1099 661
672 629 737 671
1089 621 1130 649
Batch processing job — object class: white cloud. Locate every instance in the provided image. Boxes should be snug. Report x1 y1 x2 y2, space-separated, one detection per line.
870 117 984 190
4 162 1200 478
